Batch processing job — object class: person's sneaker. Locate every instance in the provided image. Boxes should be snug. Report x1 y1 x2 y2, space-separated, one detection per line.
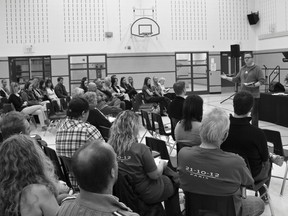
271 154 284 166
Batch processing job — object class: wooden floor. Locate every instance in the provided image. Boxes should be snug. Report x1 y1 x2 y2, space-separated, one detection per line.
35 90 288 216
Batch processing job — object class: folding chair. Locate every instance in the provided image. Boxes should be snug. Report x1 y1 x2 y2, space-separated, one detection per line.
43 146 71 188
262 129 288 196
151 112 176 154
184 191 236 216
98 125 110 142
58 156 74 190
145 136 175 170
45 103 66 135
176 140 194 155
140 110 154 143
244 157 275 216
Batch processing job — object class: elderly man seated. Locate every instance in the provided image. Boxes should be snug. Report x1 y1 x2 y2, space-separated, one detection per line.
178 108 264 216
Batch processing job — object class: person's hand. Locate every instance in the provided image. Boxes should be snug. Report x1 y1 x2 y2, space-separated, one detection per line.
23 101 28 106
220 73 227 80
159 159 168 169
57 180 70 194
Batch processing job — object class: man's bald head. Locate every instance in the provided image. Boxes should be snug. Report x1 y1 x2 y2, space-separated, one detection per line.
71 140 117 193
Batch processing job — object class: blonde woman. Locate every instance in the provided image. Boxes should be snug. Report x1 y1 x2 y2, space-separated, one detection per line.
108 111 180 216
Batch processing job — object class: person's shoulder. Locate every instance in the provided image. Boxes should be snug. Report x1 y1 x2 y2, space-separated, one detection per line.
21 184 54 203
178 145 199 157
221 150 246 166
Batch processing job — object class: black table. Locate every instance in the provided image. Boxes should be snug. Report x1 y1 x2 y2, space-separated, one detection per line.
259 93 288 127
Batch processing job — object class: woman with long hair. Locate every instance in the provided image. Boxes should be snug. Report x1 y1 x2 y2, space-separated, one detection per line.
108 111 180 216
174 94 203 145
0 134 59 216
45 79 62 111
120 76 137 99
142 77 170 116
9 82 49 130
79 77 88 93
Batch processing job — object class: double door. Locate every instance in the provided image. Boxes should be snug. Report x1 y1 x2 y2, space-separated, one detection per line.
175 52 209 94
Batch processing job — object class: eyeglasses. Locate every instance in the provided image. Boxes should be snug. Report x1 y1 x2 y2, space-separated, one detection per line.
244 57 252 59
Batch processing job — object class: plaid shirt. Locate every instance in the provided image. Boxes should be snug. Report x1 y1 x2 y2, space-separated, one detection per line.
56 118 103 189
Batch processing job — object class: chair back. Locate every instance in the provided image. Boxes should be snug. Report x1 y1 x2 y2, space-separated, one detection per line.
43 146 71 187
151 112 171 136
176 140 193 154
145 137 173 169
98 125 110 142
132 93 144 112
141 110 154 132
262 129 284 156
184 191 236 216
58 156 73 188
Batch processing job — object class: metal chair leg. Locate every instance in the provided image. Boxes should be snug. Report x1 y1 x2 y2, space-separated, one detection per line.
280 161 288 196
262 184 275 216
139 129 148 143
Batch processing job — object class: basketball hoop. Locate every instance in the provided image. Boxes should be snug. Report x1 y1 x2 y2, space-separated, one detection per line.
140 32 152 38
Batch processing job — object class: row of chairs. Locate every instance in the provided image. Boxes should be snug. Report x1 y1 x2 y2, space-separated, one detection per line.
140 110 177 154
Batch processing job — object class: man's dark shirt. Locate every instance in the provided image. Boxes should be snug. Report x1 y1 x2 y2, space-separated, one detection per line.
167 96 185 120
55 83 68 98
221 115 269 177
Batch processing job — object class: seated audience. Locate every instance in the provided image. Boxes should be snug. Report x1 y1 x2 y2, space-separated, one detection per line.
108 111 181 216
0 111 31 140
128 76 134 87
21 81 50 112
120 76 137 99
168 81 186 121
39 79 49 101
95 90 122 117
178 108 265 216
111 76 132 110
142 77 170 116
9 82 48 130
56 97 103 190
159 77 175 100
0 134 61 216
221 91 283 202
83 91 112 133
175 94 203 145
97 77 125 110
79 77 88 93
55 76 69 99
71 87 84 98
57 140 139 216
45 79 62 111
0 79 10 103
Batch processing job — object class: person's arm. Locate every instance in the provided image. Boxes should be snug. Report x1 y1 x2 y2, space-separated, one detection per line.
147 160 166 179
20 184 59 216
144 86 154 96
55 85 65 98
221 74 234 82
141 146 165 180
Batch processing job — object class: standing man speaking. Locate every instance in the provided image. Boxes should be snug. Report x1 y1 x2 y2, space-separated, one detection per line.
221 52 265 127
